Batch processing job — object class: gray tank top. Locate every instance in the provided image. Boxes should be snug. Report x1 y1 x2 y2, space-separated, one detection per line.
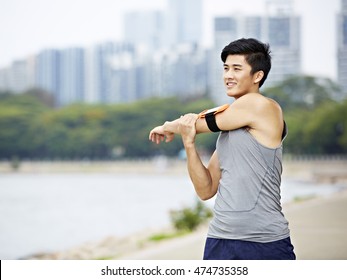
207 123 290 242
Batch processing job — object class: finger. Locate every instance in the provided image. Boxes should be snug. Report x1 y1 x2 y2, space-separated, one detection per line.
156 134 164 144
165 134 174 143
149 130 157 141
153 134 157 144
150 132 158 143
150 132 156 142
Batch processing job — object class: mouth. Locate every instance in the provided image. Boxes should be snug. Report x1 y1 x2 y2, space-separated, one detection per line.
226 81 236 88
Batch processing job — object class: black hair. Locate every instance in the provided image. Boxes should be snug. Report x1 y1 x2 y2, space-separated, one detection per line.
221 38 271 88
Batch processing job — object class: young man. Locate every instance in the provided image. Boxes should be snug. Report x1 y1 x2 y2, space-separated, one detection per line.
149 38 295 260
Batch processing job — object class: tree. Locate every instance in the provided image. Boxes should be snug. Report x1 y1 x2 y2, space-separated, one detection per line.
0 94 217 159
264 75 342 110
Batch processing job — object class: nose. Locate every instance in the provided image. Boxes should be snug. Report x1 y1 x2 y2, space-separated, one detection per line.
224 68 233 79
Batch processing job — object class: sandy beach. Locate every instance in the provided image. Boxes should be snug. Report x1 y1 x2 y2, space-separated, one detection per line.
117 189 347 260
27 188 347 260
2 158 347 260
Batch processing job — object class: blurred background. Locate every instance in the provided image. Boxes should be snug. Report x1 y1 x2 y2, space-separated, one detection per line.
0 0 347 260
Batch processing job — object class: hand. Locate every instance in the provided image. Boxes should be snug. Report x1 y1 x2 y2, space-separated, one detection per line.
149 125 175 144
178 114 198 146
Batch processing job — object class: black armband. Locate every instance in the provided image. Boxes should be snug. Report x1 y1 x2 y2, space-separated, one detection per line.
205 112 222 132
198 104 229 133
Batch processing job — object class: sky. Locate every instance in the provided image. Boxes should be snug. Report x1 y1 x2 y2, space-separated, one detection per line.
0 0 341 80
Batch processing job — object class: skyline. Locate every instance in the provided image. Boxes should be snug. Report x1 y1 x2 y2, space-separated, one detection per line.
0 0 340 80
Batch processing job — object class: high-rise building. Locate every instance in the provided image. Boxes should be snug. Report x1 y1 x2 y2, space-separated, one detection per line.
0 57 35 94
212 17 239 104
123 10 165 51
166 0 203 47
160 44 209 98
123 0 203 49
37 48 85 106
264 0 301 87
107 43 209 102
59 48 85 105
85 42 136 104
35 49 61 103
120 0 205 101
337 0 347 93
9 60 30 93
84 46 99 104
109 50 138 103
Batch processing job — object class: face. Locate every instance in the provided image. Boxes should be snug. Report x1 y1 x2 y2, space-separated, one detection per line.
223 54 262 99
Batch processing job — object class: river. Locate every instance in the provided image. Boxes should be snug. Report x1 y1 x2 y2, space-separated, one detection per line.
0 172 344 259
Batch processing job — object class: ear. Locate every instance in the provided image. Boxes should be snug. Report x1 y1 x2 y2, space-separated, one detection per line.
253 71 264 84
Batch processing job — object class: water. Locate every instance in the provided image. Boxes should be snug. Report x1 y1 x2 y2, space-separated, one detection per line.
0 173 344 259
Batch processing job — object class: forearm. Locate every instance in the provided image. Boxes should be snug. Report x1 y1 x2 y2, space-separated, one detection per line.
164 115 210 135
163 118 180 134
151 113 219 199
184 143 215 200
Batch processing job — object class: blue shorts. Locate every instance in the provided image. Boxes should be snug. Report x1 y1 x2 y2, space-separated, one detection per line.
203 237 296 260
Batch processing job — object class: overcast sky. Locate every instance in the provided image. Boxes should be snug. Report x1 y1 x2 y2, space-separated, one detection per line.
0 0 341 80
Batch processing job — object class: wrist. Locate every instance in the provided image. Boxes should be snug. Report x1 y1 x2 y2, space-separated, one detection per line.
164 120 173 128
164 120 179 134
163 121 170 133
182 138 196 149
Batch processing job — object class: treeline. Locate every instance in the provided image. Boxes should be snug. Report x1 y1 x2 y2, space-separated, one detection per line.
284 101 347 154
0 92 216 159
265 75 347 155
0 75 346 160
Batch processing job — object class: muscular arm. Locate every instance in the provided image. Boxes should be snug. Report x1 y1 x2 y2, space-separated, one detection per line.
149 93 284 199
177 114 221 200
149 93 275 142
198 93 284 148
185 147 221 200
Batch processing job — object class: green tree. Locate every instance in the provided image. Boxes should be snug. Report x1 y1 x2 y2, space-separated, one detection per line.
0 94 217 159
264 75 342 110
0 94 47 158
1 84 345 159
284 101 347 155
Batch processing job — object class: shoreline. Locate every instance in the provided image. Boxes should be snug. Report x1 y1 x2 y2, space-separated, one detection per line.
1 158 347 183
2 159 347 260
22 188 347 260
0 159 187 175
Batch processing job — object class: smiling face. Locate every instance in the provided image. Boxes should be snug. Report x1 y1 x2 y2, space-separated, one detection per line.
223 54 263 99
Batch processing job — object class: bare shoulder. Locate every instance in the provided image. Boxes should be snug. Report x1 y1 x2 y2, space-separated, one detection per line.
214 93 283 136
232 93 283 121
235 94 284 148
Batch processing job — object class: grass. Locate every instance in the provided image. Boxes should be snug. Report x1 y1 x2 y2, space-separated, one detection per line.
293 194 317 203
148 230 190 242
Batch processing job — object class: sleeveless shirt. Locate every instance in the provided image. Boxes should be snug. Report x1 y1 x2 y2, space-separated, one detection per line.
207 124 290 242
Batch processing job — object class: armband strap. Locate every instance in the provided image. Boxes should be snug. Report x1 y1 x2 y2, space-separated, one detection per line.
205 113 221 132
198 104 229 133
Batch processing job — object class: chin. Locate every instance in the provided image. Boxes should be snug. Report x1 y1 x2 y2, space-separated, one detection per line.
226 91 237 97
226 92 242 99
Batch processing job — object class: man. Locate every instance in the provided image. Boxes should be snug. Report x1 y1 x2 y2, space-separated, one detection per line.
149 38 295 260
